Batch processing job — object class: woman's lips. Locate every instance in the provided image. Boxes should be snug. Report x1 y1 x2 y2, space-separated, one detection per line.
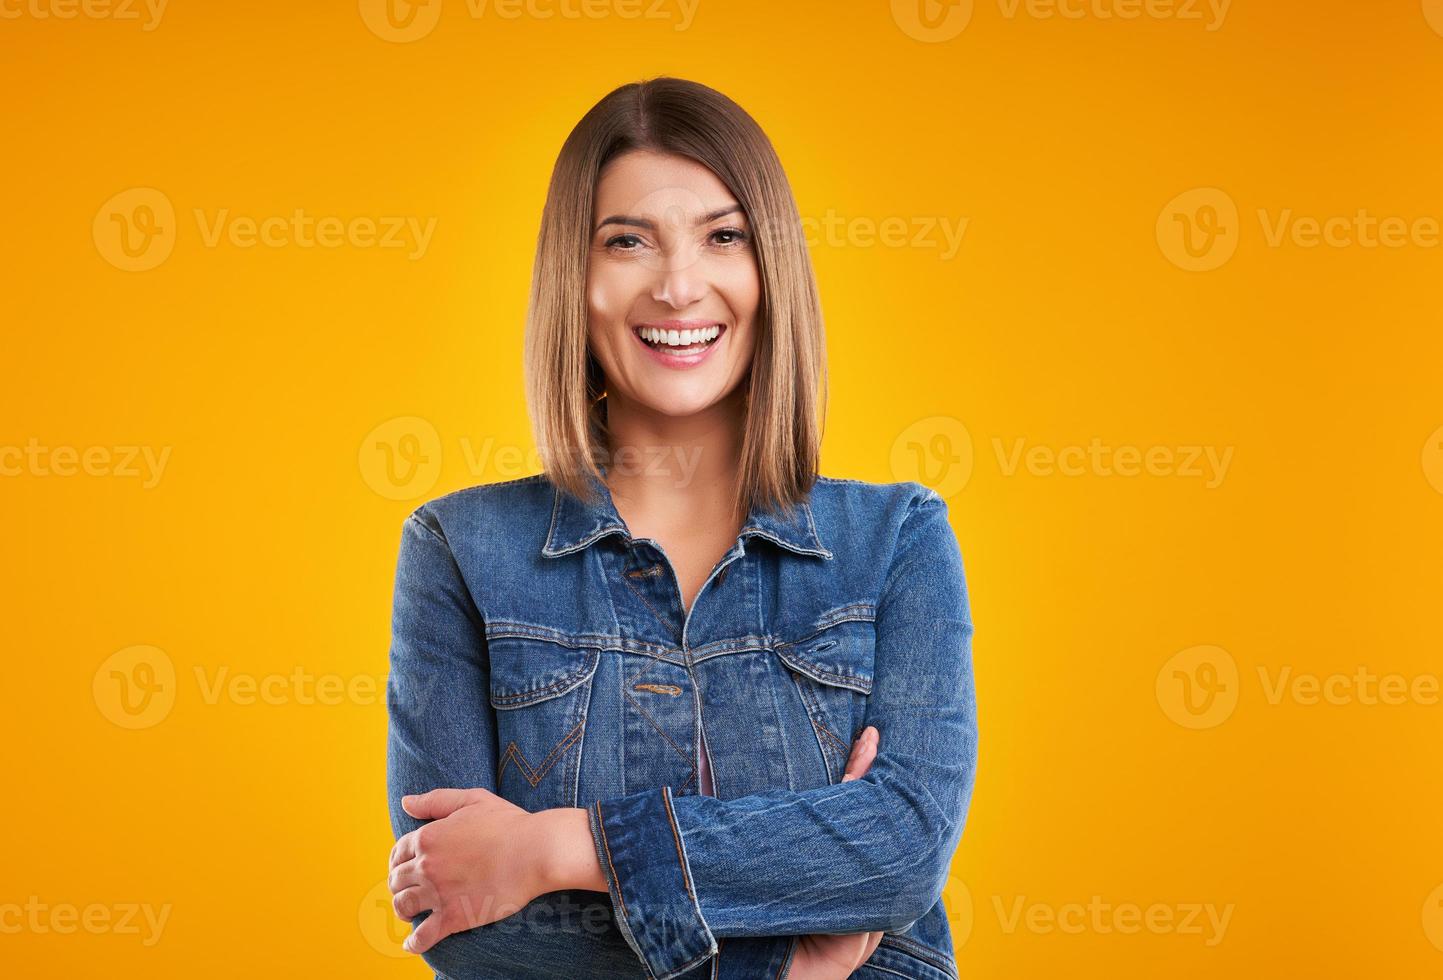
631 323 727 369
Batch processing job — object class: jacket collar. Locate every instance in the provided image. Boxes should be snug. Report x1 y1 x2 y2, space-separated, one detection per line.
542 467 832 560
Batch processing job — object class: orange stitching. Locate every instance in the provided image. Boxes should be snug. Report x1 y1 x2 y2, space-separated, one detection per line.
623 683 699 791
633 683 684 696
812 717 849 757
593 800 629 923
498 719 585 787
661 787 696 902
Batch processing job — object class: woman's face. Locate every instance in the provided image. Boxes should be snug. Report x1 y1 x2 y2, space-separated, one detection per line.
586 149 760 420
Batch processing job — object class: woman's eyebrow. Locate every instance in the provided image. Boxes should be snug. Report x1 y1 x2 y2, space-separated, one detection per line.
594 205 745 233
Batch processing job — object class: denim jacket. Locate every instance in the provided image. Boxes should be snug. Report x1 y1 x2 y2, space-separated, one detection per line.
386 467 978 980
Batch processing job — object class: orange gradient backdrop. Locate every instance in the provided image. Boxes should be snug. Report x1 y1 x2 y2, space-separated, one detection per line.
4 1 1443 976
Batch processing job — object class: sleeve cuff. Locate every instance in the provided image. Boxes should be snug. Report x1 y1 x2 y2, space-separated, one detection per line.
588 785 718 980
715 935 799 980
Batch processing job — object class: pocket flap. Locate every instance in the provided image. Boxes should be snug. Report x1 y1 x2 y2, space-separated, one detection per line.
486 635 600 709
775 617 875 695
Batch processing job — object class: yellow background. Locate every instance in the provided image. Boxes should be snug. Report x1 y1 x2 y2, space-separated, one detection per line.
5 0 1443 976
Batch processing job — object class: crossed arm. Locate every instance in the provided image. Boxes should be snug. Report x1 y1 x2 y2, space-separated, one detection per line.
385 488 978 979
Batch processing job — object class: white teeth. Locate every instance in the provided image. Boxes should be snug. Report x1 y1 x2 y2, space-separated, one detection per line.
637 324 721 348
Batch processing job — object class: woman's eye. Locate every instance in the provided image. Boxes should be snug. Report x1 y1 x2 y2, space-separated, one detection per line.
603 228 749 253
711 227 750 247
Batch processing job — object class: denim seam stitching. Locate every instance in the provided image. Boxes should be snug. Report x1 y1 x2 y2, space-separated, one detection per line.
623 679 699 793
660 785 696 902
879 934 959 978
592 800 629 923
488 649 599 706
660 784 717 973
497 718 585 788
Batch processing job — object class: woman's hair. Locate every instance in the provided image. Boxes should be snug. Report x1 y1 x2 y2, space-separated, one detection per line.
523 75 826 523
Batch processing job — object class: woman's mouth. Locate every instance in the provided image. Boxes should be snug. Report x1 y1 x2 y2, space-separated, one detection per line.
633 323 725 352
630 322 727 368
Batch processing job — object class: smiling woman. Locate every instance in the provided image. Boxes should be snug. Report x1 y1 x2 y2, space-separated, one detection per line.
385 76 978 980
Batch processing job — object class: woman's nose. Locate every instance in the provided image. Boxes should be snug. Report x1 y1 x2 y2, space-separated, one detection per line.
650 250 707 309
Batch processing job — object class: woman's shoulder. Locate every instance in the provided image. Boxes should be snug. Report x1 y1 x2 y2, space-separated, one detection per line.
403 473 556 541
809 474 952 562
812 473 944 516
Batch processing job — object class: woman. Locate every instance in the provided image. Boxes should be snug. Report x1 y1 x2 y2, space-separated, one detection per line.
385 76 977 980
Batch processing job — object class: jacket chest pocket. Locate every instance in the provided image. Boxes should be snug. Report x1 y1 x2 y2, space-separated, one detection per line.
487 634 600 811
775 616 876 784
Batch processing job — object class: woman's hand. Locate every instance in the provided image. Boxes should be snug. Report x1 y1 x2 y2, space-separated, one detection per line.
387 787 551 954
784 726 886 980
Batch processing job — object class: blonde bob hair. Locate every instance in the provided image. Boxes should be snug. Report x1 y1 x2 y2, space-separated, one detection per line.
523 75 826 525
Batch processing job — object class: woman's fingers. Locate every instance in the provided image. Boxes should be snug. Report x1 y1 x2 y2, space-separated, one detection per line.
861 929 884 963
841 726 879 782
391 883 438 920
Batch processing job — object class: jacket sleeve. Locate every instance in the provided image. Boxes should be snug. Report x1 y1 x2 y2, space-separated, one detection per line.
587 487 979 980
387 505 807 980
386 506 637 979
